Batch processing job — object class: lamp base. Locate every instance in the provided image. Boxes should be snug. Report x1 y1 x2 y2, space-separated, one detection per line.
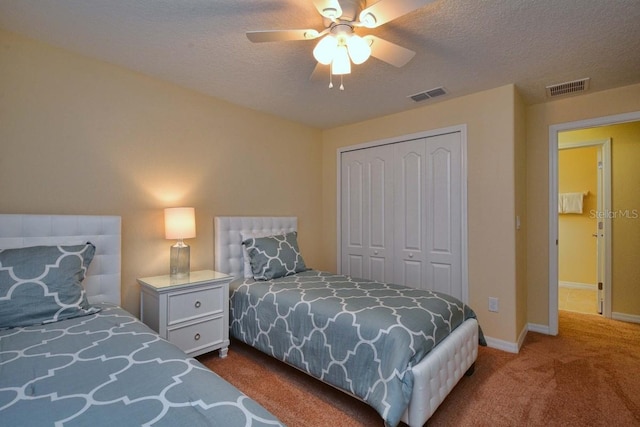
170 240 190 278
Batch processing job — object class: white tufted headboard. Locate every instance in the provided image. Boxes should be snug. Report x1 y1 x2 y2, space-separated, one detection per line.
0 214 122 305
214 216 297 279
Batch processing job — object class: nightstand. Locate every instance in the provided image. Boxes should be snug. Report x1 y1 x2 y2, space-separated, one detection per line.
138 270 232 358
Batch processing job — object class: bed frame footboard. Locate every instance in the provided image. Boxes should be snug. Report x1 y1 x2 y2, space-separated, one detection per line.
401 318 479 427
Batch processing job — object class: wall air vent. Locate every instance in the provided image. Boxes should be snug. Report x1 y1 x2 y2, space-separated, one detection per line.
409 86 448 102
546 78 590 98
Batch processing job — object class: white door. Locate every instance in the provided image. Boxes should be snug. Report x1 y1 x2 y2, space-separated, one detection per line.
394 138 427 288
341 145 394 282
593 143 609 314
393 133 463 297
424 132 463 297
339 129 466 302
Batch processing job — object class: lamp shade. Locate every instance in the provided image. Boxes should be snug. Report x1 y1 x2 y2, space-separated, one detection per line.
164 207 196 240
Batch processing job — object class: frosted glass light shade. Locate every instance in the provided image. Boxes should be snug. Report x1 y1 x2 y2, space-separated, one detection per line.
313 35 337 65
331 45 351 75
346 35 371 64
164 207 196 240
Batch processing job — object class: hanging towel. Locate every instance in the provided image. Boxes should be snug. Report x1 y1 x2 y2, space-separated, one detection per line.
558 194 563 213
559 192 584 214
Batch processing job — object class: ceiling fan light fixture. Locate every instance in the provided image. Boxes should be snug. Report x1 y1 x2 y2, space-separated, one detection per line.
322 7 340 19
359 12 377 28
331 45 351 75
304 30 320 39
313 35 337 65
346 34 371 65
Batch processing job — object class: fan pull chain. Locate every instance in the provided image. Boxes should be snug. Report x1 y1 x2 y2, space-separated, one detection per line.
340 75 344 91
329 70 333 89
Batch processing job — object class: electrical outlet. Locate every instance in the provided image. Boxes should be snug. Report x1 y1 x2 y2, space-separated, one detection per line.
488 297 499 312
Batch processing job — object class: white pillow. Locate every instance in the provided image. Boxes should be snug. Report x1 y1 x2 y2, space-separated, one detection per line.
240 230 287 278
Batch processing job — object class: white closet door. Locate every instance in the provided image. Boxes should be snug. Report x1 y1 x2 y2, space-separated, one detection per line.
394 139 427 288
392 132 463 298
341 146 394 282
339 130 465 301
425 132 462 298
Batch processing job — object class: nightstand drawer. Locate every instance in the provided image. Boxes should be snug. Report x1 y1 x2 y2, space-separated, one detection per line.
167 286 223 324
167 317 223 355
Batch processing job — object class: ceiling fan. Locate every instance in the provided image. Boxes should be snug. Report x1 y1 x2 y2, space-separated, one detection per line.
246 0 435 89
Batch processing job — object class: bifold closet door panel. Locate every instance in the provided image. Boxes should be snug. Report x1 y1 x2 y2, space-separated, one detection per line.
394 139 428 289
425 132 463 299
340 145 394 283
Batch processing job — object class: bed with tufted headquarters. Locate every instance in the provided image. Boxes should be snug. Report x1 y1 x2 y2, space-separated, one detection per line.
214 216 485 427
0 214 283 427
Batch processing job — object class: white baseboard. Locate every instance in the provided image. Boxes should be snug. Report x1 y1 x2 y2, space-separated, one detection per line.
612 312 640 324
559 281 596 290
484 336 519 353
484 323 544 354
528 323 552 335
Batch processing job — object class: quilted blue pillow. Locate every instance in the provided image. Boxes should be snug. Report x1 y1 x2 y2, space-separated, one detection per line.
0 243 100 329
243 232 307 280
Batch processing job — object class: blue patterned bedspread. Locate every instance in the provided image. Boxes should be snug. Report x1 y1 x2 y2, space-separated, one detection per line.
0 304 284 427
230 270 484 427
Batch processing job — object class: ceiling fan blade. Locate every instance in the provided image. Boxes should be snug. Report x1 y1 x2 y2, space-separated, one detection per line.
359 0 435 28
312 0 342 20
246 29 320 43
364 35 416 67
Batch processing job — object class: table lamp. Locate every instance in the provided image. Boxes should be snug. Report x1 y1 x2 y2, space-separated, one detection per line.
164 207 196 277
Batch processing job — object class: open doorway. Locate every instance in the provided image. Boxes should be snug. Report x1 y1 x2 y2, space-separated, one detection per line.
548 111 640 335
557 139 610 315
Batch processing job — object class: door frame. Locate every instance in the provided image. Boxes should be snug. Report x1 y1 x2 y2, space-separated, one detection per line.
336 124 469 302
548 111 640 335
557 138 611 316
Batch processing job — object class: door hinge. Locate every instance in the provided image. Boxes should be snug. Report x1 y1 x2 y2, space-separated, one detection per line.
598 282 603 290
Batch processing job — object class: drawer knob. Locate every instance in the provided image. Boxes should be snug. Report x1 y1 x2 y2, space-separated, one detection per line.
194 333 201 341
194 300 201 309
409 253 414 258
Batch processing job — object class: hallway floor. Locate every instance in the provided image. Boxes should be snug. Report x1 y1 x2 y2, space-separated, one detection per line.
559 285 599 314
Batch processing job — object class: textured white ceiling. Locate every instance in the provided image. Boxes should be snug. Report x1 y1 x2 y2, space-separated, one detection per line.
1 0 639 129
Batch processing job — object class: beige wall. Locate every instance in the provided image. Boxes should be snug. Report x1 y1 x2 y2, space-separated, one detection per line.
321 85 521 344
6 26 639 345
0 30 323 316
526 83 640 325
558 146 598 285
559 123 640 316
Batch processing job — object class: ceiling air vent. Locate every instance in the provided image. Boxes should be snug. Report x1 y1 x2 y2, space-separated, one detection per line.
546 78 590 98
409 87 447 103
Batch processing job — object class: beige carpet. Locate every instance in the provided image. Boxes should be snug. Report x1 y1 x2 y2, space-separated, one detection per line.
198 312 640 426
